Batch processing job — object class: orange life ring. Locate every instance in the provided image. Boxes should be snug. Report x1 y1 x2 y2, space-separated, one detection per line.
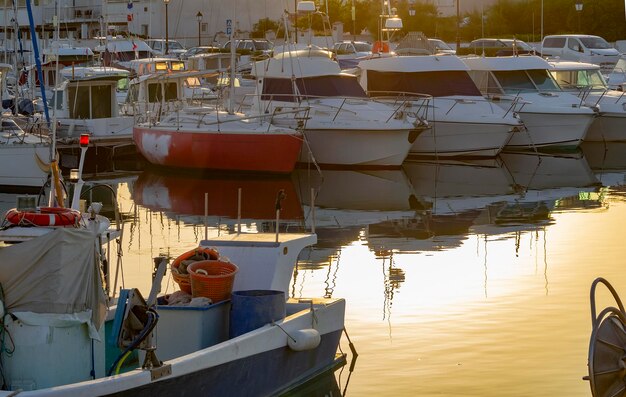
5 207 82 227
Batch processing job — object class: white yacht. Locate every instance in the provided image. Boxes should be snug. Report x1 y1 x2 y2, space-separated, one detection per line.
462 55 597 149
249 48 425 168
357 55 522 157
549 60 626 142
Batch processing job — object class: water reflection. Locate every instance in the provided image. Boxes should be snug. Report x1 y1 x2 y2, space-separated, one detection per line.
132 169 304 229
292 169 419 261
26 149 626 396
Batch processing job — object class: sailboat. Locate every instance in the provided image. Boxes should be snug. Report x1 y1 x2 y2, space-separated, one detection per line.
133 3 304 174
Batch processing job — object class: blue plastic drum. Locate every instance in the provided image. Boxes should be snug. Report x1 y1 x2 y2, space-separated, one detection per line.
229 290 285 338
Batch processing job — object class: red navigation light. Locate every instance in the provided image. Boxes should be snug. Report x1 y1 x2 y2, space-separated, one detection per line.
79 134 90 148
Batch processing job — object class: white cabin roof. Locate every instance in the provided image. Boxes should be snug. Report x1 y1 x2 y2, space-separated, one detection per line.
547 60 600 71
461 55 551 71
60 66 129 80
253 51 343 78
358 55 469 72
43 46 93 56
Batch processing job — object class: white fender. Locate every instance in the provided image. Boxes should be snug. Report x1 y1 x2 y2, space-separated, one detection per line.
287 328 321 351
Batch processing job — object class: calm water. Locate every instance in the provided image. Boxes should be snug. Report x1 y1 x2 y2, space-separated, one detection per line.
34 141 626 396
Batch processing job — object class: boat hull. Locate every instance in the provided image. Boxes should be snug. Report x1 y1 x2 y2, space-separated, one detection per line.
133 126 302 173
410 121 515 157
0 143 50 192
298 128 414 168
105 330 343 397
2 298 345 397
505 111 594 149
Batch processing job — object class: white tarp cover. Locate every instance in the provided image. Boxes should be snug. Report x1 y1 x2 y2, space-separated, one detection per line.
0 228 107 332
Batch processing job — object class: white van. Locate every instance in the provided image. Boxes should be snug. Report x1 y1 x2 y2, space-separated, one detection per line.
541 34 619 73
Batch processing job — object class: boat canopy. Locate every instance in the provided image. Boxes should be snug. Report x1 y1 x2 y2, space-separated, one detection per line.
364 70 482 97
261 75 367 101
0 228 106 336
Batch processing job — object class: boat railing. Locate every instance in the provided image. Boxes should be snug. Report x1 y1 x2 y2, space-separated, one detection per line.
362 91 431 120
131 99 188 125
146 102 311 134
253 92 426 125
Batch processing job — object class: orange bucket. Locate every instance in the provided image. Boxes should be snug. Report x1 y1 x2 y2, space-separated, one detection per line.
188 260 238 302
171 247 219 294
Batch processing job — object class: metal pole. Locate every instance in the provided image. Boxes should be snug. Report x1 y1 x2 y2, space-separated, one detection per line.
198 20 201 46
539 0 543 42
351 0 356 41
237 187 241 235
204 192 208 240
456 0 460 50
164 0 169 54
294 0 298 44
310 188 315 234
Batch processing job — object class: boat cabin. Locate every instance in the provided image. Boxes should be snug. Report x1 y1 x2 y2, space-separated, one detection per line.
59 66 131 105
187 52 234 73
42 44 94 67
548 61 608 91
463 56 562 95
127 57 186 77
358 55 483 98
253 50 367 102
123 70 217 118
49 75 126 121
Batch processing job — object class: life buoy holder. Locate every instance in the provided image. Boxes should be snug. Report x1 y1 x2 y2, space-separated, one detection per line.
5 207 82 227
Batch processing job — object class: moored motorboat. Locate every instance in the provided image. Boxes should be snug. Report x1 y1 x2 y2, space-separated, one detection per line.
0 228 348 396
357 55 522 157
250 48 424 168
549 60 626 142
462 55 597 149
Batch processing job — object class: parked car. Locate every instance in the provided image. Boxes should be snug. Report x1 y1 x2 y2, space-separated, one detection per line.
332 41 372 58
144 39 187 57
541 34 620 73
180 46 222 60
457 38 536 56
222 39 273 56
332 41 373 68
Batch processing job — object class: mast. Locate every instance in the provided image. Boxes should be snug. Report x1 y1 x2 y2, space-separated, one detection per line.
25 0 50 126
228 0 236 114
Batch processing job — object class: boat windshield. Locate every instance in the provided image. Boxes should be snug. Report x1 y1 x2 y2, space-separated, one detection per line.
261 75 366 101
168 41 184 50
297 75 367 99
526 69 560 91
580 37 612 49
365 70 482 97
492 71 535 93
551 69 607 90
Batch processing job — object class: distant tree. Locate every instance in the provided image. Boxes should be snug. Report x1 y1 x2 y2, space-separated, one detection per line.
251 18 280 39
